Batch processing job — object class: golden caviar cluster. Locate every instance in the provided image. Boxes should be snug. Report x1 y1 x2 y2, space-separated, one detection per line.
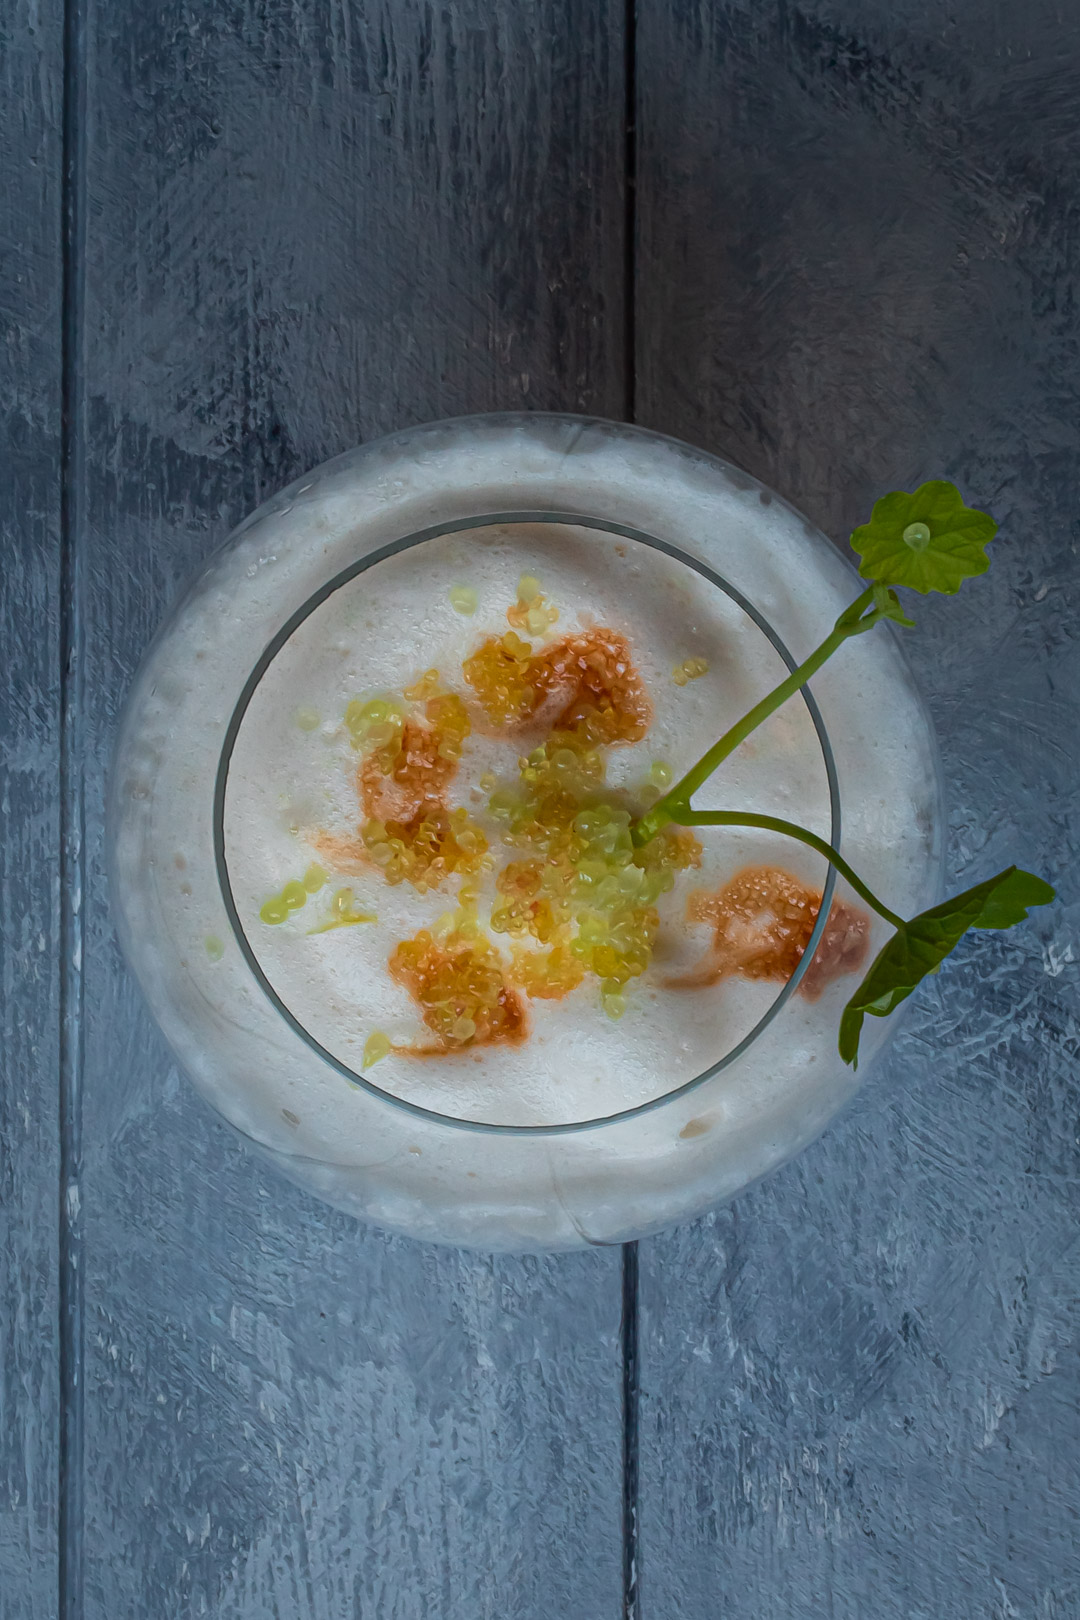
462 624 651 744
683 866 869 1000
349 681 489 894
388 912 527 1051
360 805 488 892
460 629 545 729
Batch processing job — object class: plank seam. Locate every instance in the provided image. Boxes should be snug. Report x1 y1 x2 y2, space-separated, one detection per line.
623 0 637 427
621 1241 641 1620
621 2 641 1613
59 0 87 1612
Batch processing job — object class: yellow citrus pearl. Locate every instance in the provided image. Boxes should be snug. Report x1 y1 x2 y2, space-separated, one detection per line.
601 983 627 1020
281 880 307 911
259 898 288 925
525 602 558 635
517 573 542 603
404 668 441 701
345 697 400 746
449 584 478 615
648 761 672 788
295 707 320 731
362 1031 392 1068
673 656 709 686
303 864 327 893
204 935 225 961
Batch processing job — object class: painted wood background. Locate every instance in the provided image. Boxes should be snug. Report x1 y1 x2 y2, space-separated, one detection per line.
1 4 63 1615
3 2 1078 1617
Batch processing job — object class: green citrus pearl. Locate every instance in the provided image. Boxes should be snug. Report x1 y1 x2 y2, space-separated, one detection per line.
204 935 225 961
902 521 931 551
260 899 288 925
602 990 627 1020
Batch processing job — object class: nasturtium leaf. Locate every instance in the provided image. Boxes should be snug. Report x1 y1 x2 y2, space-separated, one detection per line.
851 480 998 594
970 866 1055 929
838 866 1055 1067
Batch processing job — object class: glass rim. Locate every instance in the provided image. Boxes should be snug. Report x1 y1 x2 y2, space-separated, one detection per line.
213 510 841 1137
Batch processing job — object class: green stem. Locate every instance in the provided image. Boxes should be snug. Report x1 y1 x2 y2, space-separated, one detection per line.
632 585 886 847
671 808 906 930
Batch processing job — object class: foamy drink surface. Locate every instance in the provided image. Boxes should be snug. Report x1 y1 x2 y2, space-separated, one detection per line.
109 417 941 1247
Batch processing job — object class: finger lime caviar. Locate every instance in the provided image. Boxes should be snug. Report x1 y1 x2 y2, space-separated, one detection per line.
108 415 944 1249
296 605 871 1060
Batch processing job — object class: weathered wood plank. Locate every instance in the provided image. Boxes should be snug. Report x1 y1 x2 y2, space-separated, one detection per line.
77 3 627 1615
0 4 64 1615
635 3 1080 1615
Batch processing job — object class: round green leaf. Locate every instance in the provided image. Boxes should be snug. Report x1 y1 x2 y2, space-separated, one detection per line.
851 480 998 594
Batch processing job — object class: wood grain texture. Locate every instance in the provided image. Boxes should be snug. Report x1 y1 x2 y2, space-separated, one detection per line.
0 4 64 1615
635 3 1080 1615
76 2 626 1615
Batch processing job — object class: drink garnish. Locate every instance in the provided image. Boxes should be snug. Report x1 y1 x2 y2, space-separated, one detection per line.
631 481 1055 1064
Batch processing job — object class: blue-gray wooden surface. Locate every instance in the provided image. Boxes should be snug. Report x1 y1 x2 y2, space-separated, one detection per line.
2 4 63 1614
2 3 1077 1617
